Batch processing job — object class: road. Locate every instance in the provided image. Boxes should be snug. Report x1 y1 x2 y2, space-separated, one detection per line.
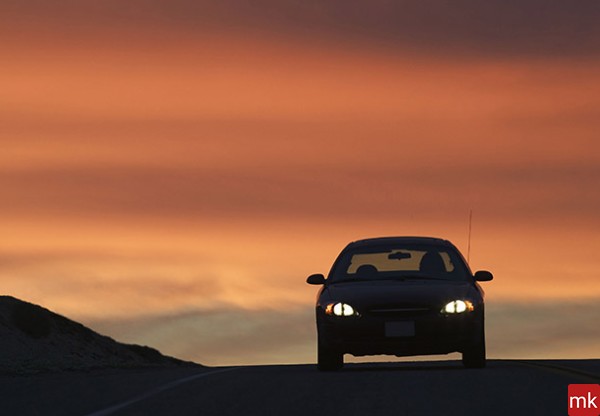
1 359 598 416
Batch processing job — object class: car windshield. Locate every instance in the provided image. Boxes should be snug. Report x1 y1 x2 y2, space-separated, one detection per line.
329 243 470 283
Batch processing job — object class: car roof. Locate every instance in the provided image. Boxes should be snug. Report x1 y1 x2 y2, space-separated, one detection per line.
346 236 453 249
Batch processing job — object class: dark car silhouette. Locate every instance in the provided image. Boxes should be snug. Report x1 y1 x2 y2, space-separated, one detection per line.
306 237 493 371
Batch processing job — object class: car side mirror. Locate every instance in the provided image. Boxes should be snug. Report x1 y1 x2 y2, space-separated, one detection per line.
474 270 493 282
306 274 326 285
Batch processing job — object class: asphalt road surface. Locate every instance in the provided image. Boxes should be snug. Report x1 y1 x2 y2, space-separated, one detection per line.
2 359 598 416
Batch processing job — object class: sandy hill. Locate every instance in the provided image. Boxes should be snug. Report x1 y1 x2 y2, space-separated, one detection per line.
0 296 197 374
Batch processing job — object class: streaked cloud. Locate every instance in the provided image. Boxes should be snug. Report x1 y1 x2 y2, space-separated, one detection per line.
1 0 598 364
90 307 316 365
2 0 599 57
486 300 600 359
0 160 599 223
87 299 600 365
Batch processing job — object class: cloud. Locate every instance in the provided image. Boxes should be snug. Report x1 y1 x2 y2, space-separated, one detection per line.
0 241 326 320
486 300 600 359
1 0 599 58
89 307 316 365
1 270 227 319
87 299 600 365
1 158 599 224
2 0 598 369
0 249 229 316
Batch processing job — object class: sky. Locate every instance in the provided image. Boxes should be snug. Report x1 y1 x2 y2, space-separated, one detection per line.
1 0 599 365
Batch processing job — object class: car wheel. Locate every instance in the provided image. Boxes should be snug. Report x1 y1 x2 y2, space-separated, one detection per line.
462 326 486 369
317 340 343 371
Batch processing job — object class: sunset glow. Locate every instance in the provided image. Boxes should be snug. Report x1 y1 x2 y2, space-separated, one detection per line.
1 0 599 365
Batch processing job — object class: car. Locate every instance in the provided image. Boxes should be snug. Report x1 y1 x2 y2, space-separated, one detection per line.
306 236 493 371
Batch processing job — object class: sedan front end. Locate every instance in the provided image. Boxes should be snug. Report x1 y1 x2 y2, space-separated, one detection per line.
307 237 493 371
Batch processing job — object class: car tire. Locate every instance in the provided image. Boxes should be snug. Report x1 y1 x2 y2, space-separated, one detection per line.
317 340 343 371
462 325 486 369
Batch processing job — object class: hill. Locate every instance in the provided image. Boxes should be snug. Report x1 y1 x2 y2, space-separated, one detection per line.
0 296 198 374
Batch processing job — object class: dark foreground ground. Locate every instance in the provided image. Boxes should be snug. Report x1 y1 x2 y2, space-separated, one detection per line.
1 359 598 416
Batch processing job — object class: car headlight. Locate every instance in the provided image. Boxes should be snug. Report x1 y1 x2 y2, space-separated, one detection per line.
442 300 474 313
325 302 358 316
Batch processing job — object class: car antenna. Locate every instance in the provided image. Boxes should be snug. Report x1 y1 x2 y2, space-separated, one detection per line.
467 209 473 263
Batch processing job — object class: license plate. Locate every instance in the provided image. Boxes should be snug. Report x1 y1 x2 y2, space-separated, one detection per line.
385 321 415 337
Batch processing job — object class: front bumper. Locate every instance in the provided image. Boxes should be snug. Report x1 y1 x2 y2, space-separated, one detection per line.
317 308 482 357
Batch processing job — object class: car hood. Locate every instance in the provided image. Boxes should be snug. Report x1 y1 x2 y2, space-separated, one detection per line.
322 280 475 308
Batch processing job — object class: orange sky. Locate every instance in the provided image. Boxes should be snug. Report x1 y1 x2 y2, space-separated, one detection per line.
1 1 599 364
